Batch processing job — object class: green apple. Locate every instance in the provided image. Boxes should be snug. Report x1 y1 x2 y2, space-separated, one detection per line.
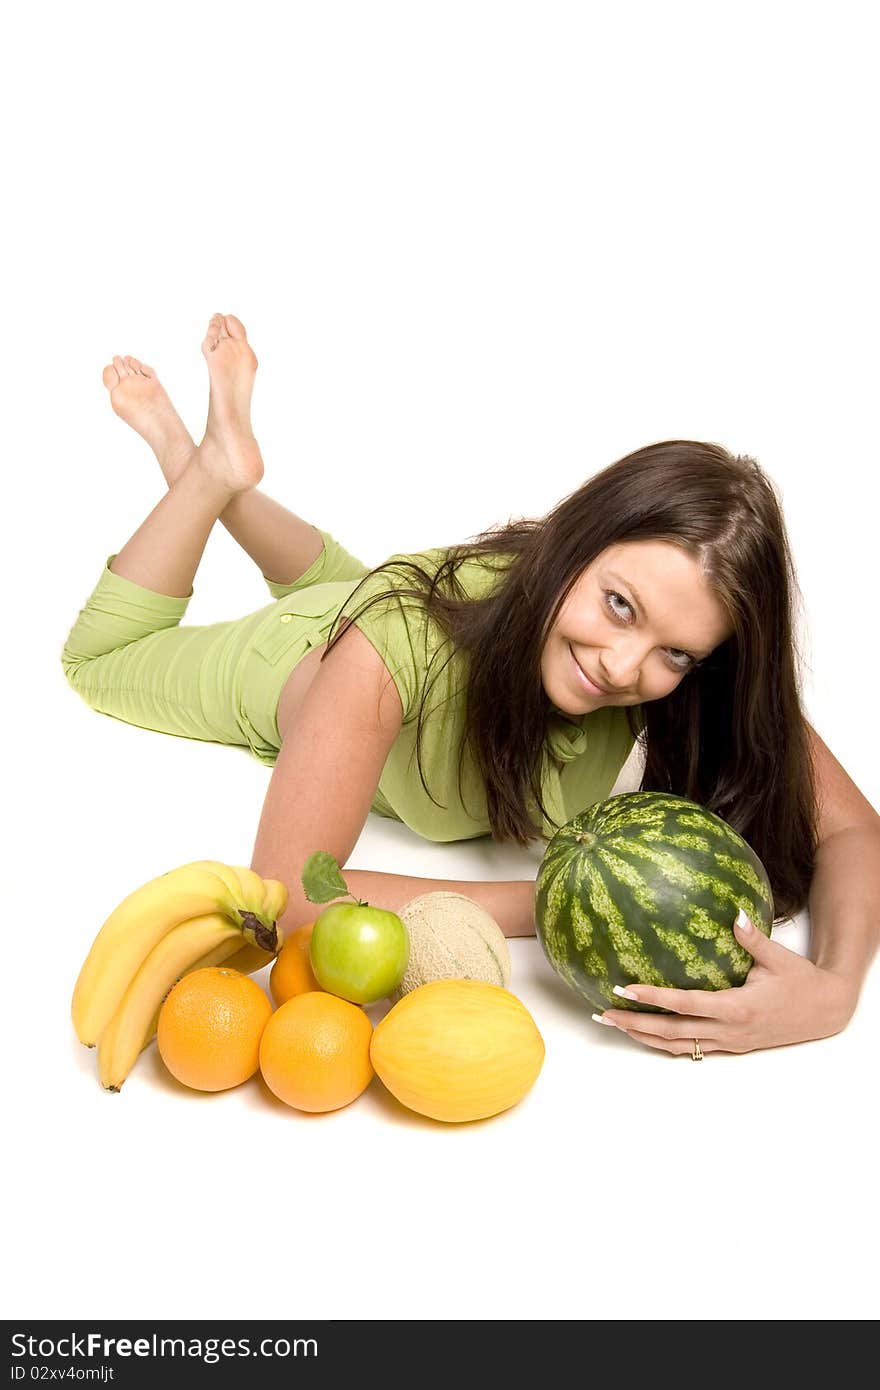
300 849 410 1005
309 903 409 1005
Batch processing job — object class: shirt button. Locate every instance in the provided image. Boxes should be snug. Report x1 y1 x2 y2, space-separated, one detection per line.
280 613 293 624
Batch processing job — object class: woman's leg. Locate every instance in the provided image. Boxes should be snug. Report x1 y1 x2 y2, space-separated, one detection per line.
103 318 361 587
108 314 263 597
61 318 269 749
60 451 253 752
107 455 242 597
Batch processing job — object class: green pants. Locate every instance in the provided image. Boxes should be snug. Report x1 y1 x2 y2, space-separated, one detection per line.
60 529 371 767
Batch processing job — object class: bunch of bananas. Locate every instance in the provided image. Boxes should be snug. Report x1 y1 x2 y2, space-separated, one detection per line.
71 859 288 1091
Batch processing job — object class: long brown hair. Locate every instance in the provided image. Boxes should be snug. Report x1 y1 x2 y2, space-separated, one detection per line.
323 440 819 923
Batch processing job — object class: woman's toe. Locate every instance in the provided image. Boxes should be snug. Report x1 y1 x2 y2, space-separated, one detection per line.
204 313 227 353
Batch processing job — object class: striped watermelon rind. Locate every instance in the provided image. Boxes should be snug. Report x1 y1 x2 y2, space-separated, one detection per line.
534 791 774 1015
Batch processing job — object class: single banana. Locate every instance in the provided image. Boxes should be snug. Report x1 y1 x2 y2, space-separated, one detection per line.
261 876 290 924
230 865 269 913
126 935 248 1066
216 938 281 977
72 861 278 1047
128 931 281 1066
187 860 265 915
96 912 246 1091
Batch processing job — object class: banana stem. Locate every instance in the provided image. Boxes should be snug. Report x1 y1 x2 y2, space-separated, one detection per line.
238 911 278 953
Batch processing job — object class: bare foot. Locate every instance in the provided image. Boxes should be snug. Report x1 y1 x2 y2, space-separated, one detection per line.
101 356 196 485
197 313 264 492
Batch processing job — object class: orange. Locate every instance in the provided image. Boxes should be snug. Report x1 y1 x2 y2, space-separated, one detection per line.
269 922 320 1005
157 967 273 1093
259 991 373 1113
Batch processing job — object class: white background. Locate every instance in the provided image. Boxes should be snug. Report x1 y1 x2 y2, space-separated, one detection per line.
5 0 878 1324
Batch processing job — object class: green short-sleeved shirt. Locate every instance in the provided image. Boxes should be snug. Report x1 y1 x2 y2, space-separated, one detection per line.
63 535 634 840
328 547 637 843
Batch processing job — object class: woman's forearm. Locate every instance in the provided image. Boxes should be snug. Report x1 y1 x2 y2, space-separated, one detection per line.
807 824 880 990
283 868 537 938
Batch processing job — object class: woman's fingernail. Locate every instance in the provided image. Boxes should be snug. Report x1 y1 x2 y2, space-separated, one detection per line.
612 984 639 1001
591 1012 617 1027
735 908 753 933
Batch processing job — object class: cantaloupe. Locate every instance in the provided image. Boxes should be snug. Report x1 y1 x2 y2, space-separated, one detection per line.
391 891 511 1002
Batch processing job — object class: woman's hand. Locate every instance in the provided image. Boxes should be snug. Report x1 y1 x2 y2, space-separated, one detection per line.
594 911 860 1056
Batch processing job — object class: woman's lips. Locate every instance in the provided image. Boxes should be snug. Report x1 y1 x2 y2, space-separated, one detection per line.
570 645 608 695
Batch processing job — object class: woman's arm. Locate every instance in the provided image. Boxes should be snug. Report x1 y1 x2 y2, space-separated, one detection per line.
249 616 538 939
249 622 403 929
804 723 880 998
581 721 880 1055
808 824 880 994
340 869 536 937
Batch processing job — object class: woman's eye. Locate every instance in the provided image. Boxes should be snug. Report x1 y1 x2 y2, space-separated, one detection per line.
603 591 695 672
605 591 631 620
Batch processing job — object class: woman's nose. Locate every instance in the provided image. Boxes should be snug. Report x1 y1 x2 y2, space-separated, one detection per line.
600 643 647 692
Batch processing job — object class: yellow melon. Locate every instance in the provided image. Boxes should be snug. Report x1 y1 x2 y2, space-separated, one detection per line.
370 978 545 1123
391 891 511 1002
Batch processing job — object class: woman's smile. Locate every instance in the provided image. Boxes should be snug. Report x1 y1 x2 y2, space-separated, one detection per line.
569 644 610 696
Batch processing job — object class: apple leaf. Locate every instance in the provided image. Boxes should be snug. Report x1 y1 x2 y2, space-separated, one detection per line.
301 850 355 904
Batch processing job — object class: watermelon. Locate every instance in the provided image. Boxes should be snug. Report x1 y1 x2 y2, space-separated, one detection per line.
534 791 774 1015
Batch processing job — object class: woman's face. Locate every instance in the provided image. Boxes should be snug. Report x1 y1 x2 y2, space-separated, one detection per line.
540 540 733 715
